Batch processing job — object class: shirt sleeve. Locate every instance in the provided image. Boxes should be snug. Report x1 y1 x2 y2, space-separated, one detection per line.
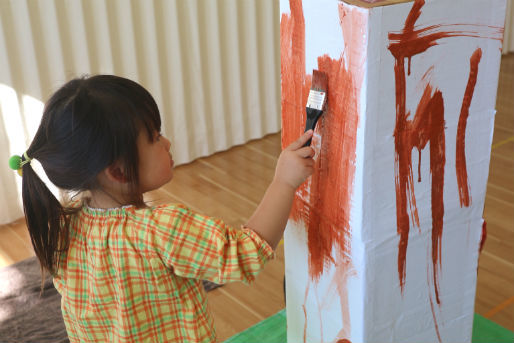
148 204 275 284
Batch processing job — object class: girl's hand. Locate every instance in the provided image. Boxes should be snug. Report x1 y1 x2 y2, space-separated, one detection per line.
246 130 315 248
273 130 315 190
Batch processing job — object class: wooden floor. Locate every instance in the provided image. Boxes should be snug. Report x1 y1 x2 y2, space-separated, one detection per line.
0 54 512 340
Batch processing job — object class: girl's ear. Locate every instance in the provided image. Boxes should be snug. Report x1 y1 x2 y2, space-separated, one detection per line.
104 161 128 183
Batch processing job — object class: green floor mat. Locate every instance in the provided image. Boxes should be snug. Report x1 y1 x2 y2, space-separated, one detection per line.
472 313 514 343
224 310 286 343
224 310 514 343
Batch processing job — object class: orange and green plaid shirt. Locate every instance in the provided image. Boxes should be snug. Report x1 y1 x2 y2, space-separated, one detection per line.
53 203 275 342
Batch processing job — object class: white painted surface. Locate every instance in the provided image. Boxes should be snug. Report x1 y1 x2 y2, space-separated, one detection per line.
281 0 505 342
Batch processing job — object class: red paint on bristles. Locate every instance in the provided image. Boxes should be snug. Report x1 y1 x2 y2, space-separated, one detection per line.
311 70 328 93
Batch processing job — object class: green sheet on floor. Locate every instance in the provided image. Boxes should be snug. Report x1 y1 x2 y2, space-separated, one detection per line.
224 310 514 343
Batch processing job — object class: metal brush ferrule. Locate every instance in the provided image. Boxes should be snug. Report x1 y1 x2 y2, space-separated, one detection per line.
306 90 326 111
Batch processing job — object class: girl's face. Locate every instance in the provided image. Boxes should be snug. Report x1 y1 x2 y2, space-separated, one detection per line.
137 130 174 193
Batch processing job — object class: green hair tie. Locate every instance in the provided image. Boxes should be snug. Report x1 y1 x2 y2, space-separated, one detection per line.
8 152 32 172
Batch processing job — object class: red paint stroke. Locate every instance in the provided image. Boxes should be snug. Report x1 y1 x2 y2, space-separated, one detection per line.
281 0 365 340
428 259 443 343
388 0 500 299
281 0 360 286
393 80 446 303
388 0 447 300
477 221 487 276
389 0 501 341
456 48 483 207
281 0 364 283
332 256 356 343
302 282 309 343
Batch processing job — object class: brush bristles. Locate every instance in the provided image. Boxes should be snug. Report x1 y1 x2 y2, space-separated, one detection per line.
307 70 328 110
311 70 328 92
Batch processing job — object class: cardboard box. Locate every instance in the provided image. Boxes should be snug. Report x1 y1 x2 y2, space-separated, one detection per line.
280 0 506 342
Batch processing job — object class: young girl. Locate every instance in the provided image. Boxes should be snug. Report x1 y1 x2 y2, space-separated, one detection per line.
10 75 314 342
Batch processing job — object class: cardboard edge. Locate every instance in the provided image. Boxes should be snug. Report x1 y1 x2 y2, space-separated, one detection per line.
340 0 414 9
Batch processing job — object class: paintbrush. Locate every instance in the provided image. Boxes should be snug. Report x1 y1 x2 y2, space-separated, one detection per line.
303 70 328 147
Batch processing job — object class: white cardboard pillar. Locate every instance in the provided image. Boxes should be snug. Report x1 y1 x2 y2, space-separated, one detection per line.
280 1 506 342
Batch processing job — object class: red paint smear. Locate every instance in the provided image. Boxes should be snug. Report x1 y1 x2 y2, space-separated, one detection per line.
281 0 364 282
392 78 446 301
456 48 483 207
389 1 498 341
477 221 487 277
332 257 356 343
281 0 365 340
479 220 487 253
302 282 309 343
388 0 494 300
388 0 447 298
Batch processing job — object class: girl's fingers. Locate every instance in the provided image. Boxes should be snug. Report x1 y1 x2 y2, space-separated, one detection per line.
297 146 315 158
286 130 314 151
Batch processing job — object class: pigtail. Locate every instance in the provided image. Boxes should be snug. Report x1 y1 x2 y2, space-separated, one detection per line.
16 74 162 291
21 155 69 280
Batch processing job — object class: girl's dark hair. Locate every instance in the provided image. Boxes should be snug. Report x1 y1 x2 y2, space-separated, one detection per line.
22 75 161 277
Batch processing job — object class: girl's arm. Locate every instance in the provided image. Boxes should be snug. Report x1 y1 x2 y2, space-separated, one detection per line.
151 131 314 284
246 130 315 250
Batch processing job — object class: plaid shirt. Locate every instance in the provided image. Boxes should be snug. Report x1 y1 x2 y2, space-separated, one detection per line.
53 203 275 342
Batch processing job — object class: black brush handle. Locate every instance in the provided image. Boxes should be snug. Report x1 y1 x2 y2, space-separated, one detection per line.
303 108 323 147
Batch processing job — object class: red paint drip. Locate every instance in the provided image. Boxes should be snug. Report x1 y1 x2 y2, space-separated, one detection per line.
456 48 482 207
477 221 487 277
479 220 487 253
428 262 443 342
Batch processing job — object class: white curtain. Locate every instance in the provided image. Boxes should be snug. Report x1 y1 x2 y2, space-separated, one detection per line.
0 0 280 224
